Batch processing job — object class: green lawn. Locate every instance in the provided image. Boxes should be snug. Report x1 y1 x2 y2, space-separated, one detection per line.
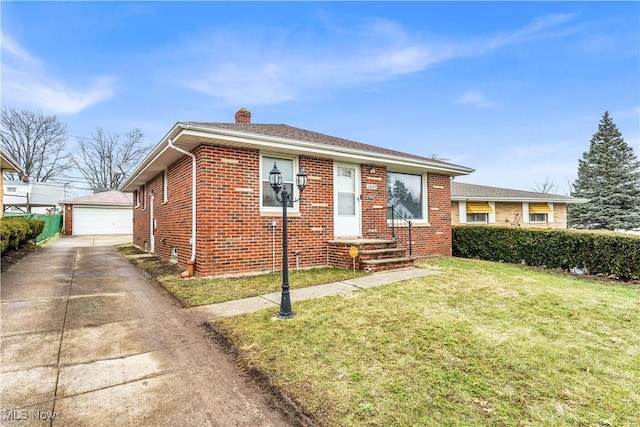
116 245 366 306
213 257 640 426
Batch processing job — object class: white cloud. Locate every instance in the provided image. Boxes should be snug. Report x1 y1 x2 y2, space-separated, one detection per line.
184 62 295 105
456 91 496 108
164 12 577 105
477 13 578 53
1 33 39 65
374 45 432 75
0 32 115 115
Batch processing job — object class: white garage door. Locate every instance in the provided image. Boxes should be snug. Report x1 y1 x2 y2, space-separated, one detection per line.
73 206 132 235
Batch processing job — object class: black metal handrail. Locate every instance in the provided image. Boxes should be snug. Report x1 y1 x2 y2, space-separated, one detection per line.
361 205 413 256
388 205 413 256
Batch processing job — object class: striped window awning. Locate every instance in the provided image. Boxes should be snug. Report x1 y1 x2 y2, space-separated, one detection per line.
529 203 553 214
466 202 493 213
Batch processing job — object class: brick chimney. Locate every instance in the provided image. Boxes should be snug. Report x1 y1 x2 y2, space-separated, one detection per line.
235 108 251 124
22 174 29 183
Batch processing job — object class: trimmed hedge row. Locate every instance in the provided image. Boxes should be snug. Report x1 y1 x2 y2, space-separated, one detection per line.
1 217 45 254
452 226 640 280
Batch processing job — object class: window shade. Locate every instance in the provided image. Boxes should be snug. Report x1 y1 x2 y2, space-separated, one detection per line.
466 202 493 213
528 203 553 214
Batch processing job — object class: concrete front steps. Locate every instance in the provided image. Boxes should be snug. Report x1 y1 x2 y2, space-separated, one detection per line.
327 239 415 272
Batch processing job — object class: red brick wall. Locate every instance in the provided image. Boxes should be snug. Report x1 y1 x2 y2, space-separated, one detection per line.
133 183 150 251
361 172 453 258
421 174 452 256
155 158 193 265
63 204 73 235
133 155 194 263
361 165 389 239
132 144 454 276
134 145 336 276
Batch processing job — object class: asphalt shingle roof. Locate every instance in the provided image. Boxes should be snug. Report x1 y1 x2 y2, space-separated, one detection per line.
186 122 464 169
451 182 580 202
62 190 132 205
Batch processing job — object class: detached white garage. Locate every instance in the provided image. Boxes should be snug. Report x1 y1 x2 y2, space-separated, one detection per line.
62 191 133 235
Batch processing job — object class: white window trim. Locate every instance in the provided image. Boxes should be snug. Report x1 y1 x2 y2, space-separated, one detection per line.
488 201 496 223
135 189 140 207
458 201 495 224
386 171 428 224
260 153 300 213
458 201 467 224
163 168 168 203
523 202 553 224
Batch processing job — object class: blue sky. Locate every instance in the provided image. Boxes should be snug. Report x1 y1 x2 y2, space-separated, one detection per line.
2 1 638 196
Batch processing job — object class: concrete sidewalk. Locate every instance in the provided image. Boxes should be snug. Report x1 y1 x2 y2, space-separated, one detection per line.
188 268 438 320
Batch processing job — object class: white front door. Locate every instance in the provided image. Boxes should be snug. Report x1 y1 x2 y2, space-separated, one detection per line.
334 163 361 238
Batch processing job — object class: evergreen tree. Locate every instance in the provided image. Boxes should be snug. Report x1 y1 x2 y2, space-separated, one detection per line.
569 111 640 230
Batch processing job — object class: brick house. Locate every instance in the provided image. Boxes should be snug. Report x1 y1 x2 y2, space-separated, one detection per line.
121 109 474 277
451 182 588 229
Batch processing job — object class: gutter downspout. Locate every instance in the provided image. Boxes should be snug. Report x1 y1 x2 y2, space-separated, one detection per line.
167 138 197 277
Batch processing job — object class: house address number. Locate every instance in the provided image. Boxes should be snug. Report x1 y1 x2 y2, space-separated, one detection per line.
366 183 378 190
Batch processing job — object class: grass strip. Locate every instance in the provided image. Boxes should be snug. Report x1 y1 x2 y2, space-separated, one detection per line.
159 267 367 306
117 244 366 306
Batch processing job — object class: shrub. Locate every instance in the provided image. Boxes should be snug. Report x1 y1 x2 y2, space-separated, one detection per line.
0 224 10 253
25 218 45 240
452 226 640 280
0 217 45 254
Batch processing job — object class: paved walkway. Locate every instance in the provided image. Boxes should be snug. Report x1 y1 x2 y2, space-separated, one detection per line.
187 268 438 321
1 235 293 426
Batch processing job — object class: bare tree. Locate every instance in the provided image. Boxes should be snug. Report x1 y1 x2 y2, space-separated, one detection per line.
532 178 557 194
0 106 73 182
74 127 150 192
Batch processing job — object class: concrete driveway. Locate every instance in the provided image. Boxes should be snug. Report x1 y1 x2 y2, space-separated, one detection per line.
1 235 293 426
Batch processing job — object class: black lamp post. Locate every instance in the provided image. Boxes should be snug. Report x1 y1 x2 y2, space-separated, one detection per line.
269 161 308 319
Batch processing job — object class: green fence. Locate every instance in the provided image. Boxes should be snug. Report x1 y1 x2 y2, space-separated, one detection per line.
4 213 63 243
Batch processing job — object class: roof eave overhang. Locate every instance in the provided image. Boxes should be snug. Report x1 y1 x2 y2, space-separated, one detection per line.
3 202 63 207
451 196 589 204
121 123 474 191
64 202 133 207
1 152 22 173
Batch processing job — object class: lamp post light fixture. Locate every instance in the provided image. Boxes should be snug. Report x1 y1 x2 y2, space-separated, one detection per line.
269 161 308 319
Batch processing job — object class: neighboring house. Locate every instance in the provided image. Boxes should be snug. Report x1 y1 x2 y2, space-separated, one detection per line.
121 108 474 277
1 148 22 217
62 190 133 235
3 178 66 215
451 182 588 229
